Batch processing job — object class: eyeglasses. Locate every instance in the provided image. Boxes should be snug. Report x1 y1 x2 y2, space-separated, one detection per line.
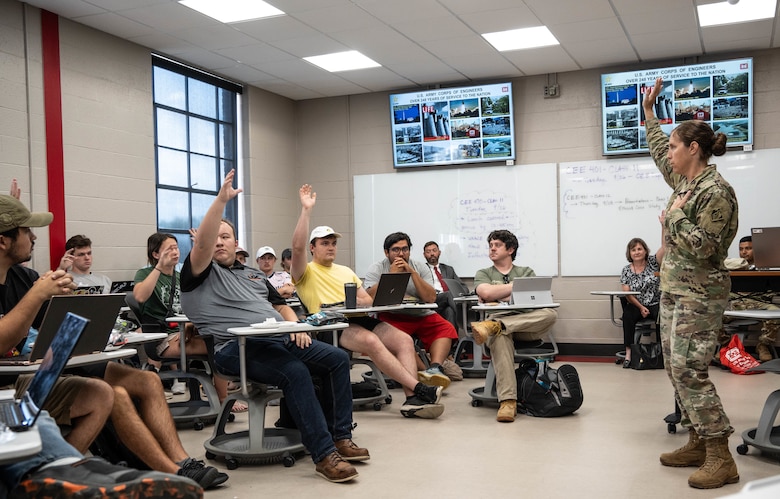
502 274 511 284
388 246 410 255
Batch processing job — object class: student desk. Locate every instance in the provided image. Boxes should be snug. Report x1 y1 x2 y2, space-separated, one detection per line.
0 349 137 375
590 290 640 327
205 322 347 469
0 389 40 464
469 303 560 406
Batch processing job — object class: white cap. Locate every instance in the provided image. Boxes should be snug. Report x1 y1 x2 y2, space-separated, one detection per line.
309 226 342 243
256 246 276 258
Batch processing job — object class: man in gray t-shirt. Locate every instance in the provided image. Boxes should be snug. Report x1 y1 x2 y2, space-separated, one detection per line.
180 170 367 483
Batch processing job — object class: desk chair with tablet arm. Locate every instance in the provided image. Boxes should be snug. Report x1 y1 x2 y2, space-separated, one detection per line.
124 293 221 431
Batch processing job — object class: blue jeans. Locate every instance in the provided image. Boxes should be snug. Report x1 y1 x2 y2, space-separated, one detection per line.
215 336 353 463
0 411 82 492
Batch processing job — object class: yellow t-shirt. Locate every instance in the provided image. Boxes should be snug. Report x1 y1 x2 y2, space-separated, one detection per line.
293 261 362 313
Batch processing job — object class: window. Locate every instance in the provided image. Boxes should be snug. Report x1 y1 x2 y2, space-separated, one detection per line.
151 55 242 256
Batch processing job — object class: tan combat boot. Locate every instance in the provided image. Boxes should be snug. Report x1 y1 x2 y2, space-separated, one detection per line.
496 400 516 423
688 436 739 489
660 428 705 467
470 320 501 345
756 343 772 363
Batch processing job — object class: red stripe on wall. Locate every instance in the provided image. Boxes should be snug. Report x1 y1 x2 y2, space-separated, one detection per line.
41 10 66 271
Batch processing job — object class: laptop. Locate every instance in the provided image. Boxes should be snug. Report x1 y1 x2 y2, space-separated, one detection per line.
73 285 104 295
443 278 471 297
0 312 89 431
510 277 556 307
110 280 135 294
372 273 411 307
0 294 127 365
751 227 780 270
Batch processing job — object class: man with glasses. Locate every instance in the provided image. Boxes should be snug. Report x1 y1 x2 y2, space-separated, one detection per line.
470 229 557 423
363 233 458 389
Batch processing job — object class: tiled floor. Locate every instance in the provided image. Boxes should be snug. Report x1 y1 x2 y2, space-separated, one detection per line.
177 361 780 499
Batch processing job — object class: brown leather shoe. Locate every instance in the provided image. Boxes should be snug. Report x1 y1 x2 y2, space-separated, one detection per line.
335 439 370 462
315 451 358 483
471 320 501 345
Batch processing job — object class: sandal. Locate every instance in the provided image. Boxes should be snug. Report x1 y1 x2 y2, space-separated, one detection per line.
230 401 248 413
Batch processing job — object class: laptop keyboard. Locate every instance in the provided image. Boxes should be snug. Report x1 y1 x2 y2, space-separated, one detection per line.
0 400 22 426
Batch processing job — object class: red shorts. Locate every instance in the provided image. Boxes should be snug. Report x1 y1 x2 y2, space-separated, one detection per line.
377 312 458 350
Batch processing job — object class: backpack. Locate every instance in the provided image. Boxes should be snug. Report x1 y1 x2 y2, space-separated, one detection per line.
515 359 583 417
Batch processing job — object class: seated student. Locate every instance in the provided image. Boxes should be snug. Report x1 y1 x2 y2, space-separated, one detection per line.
181 170 367 483
0 192 227 490
56 234 111 293
0 258 203 498
619 237 663 367
470 230 558 423
280 247 293 273
422 240 464 332
235 247 250 265
133 232 244 411
363 233 458 387
256 246 295 298
725 235 778 362
291 184 444 419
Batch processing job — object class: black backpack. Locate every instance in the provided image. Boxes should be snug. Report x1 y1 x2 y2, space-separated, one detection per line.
515 359 583 417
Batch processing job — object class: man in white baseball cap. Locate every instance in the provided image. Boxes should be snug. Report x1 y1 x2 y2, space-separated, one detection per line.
256 246 294 298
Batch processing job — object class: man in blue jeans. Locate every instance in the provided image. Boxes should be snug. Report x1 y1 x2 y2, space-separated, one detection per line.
180 170 368 483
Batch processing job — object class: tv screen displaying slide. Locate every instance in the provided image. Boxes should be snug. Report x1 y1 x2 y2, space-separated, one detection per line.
390 82 515 168
600 58 753 156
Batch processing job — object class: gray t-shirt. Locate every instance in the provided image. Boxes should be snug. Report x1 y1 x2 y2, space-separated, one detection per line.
363 258 434 317
180 255 285 346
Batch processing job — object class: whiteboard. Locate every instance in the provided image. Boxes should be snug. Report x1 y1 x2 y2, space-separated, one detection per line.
354 163 558 278
559 148 780 276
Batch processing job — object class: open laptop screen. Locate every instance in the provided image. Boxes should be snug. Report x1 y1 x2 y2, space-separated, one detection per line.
752 227 780 270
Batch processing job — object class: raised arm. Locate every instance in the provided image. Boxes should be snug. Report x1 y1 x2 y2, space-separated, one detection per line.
189 170 242 276
291 184 316 282
656 210 666 264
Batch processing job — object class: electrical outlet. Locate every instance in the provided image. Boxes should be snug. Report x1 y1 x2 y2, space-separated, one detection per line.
544 84 559 98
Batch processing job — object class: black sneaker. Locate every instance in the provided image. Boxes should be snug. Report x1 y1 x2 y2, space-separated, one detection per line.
414 383 443 404
400 395 445 419
11 457 203 498
177 458 228 490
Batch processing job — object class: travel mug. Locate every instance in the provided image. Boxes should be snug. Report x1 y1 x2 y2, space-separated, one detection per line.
344 282 357 309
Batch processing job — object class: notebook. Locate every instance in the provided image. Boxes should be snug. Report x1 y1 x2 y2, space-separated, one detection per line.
0 312 89 431
372 273 411 307
510 276 556 307
751 227 780 270
443 278 471 297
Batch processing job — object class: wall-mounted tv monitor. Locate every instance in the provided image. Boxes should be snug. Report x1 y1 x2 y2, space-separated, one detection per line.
390 82 515 168
600 58 753 156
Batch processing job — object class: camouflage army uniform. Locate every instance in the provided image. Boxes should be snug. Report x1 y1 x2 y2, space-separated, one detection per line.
727 291 779 347
646 116 739 439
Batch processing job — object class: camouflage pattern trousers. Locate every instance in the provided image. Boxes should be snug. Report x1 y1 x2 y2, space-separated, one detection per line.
660 291 733 438
727 293 779 345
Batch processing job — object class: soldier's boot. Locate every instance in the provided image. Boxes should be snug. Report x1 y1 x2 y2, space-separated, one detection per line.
756 343 773 363
687 436 740 489
660 428 705 467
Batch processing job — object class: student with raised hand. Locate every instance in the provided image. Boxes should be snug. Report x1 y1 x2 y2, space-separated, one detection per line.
643 77 740 490
291 184 445 419
180 171 366 483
